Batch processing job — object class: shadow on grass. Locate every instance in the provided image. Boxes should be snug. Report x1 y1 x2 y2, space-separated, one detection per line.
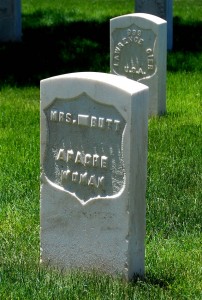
168 16 202 72
132 273 175 290
0 9 110 87
0 12 201 87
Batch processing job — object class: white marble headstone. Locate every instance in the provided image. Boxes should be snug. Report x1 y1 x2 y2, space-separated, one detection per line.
110 13 167 116
40 72 149 280
135 0 173 50
0 0 21 42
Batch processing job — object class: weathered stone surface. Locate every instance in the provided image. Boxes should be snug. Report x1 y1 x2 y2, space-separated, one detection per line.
135 0 173 50
0 0 21 42
40 72 149 280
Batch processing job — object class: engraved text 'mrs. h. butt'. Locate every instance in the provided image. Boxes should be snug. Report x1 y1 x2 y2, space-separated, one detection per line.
43 93 126 202
50 110 121 131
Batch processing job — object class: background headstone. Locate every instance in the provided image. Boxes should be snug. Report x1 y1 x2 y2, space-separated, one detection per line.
40 72 149 280
110 13 167 116
135 0 173 50
0 0 22 42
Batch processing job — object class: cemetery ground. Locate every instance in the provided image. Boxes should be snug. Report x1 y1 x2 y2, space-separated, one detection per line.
0 0 201 299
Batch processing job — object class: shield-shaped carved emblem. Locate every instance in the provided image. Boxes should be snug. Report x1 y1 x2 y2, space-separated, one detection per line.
43 93 126 202
112 25 156 81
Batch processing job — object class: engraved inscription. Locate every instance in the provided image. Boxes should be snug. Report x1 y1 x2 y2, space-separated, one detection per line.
56 149 108 169
50 110 121 131
43 93 126 202
112 25 156 81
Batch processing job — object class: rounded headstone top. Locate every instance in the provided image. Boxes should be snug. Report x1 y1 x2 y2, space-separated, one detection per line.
41 72 148 95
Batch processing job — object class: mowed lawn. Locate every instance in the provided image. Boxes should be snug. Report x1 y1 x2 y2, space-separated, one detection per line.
0 0 201 299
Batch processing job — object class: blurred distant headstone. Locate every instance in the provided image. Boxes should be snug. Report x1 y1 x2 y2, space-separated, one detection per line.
135 0 173 50
0 0 21 42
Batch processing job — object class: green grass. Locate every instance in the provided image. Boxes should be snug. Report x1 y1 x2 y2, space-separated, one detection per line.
22 0 135 24
0 0 202 299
